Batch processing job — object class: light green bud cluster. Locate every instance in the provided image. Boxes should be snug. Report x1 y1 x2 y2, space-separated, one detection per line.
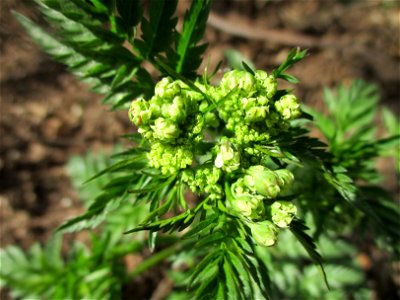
215 69 301 144
228 166 297 247
270 201 297 228
129 71 302 246
274 94 301 120
129 77 203 143
244 166 294 199
229 178 265 219
129 77 207 174
182 165 222 198
147 142 193 175
214 138 241 172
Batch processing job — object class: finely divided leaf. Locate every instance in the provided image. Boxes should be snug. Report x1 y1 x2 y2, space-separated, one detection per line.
135 0 178 59
290 219 329 289
174 0 212 77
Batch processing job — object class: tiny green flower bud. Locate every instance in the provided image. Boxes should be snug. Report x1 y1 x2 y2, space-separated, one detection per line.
162 96 186 121
244 166 281 199
199 100 209 113
214 140 240 172
255 70 277 99
245 106 268 122
205 112 219 128
274 94 301 120
129 98 151 126
154 77 181 99
154 77 173 97
151 118 181 141
220 70 256 94
248 220 279 247
270 201 297 228
191 115 204 135
230 194 265 219
241 97 257 110
257 95 269 106
274 169 294 189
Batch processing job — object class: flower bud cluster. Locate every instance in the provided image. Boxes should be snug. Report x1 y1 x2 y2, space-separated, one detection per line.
129 70 301 247
215 70 301 144
229 178 265 220
129 77 206 174
147 143 193 175
244 166 294 199
228 165 297 247
181 165 222 199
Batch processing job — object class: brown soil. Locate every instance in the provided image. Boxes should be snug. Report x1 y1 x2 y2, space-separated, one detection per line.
1 0 399 299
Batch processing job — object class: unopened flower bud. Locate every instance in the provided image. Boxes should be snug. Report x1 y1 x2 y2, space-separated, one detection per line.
230 194 265 219
129 98 151 126
162 96 186 121
270 201 297 228
154 77 180 99
274 169 294 189
151 118 181 141
248 221 279 247
244 166 280 199
245 106 268 122
214 140 240 172
205 112 219 128
255 70 277 99
275 94 301 120
220 70 256 94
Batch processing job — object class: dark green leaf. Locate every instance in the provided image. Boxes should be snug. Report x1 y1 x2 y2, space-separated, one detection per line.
290 219 329 289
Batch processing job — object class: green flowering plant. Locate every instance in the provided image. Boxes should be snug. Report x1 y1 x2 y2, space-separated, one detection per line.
5 1 399 299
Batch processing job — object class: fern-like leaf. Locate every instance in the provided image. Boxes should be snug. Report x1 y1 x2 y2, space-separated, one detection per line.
290 218 329 289
135 0 178 60
174 0 212 78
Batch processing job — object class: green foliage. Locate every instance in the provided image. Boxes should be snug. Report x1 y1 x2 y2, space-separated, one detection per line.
135 0 178 60
305 80 399 181
174 0 212 77
14 0 210 109
9 2 400 300
303 80 400 254
265 231 373 299
0 150 148 299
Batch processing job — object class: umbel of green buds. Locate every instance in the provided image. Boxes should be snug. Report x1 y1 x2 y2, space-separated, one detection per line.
244 166 294 199
270 201 297 228
248 221 279 247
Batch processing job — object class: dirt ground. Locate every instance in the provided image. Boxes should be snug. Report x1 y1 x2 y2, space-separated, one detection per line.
0 0 399 299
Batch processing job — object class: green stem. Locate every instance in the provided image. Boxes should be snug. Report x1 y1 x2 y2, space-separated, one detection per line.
129 239 194 278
